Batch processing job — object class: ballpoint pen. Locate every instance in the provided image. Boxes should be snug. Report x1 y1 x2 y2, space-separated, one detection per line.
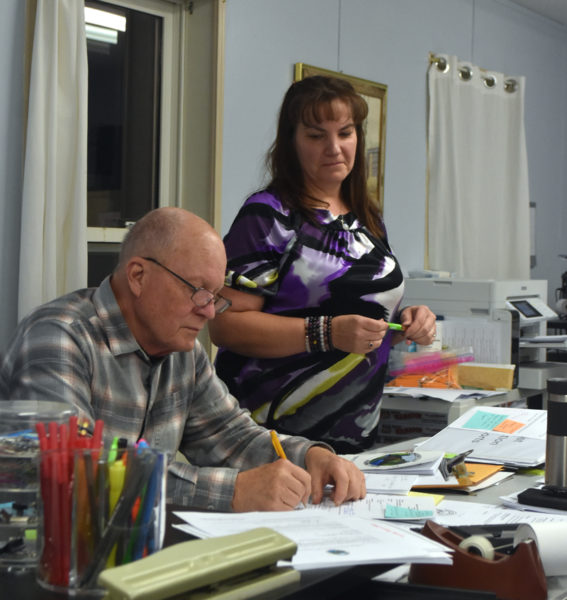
270 430 287 460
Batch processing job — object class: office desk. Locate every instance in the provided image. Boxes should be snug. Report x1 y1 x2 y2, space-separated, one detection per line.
0 457 557 600
1 505 395 600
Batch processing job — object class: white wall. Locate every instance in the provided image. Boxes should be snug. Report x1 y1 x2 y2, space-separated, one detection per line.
221 0 567 305
0 0 566 350
0 0 24 352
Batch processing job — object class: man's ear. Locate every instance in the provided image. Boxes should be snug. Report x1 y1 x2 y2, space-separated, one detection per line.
126 258 146 298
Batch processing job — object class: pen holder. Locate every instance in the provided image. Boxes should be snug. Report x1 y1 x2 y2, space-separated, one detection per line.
37 446 166 596
0 400 77 573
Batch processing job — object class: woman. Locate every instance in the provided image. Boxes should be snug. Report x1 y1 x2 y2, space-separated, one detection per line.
209 75 436 453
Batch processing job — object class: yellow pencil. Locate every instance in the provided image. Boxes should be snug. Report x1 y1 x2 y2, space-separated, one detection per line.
270 429 287 460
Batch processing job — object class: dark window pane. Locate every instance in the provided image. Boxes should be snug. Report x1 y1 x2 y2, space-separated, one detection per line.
87 245 119 287
86 1 162 227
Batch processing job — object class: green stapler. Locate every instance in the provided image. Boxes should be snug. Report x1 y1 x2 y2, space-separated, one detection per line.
98 527 299 600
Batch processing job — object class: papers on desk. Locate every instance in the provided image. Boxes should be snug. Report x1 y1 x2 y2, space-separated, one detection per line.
173 509 452 570
345 449 444 476
364 473 419 495
310 493 437 521
520 334 567 348
499 485 567 516
433 498 567 527
415 406 547 467
383 386 504 402
413 463 512 493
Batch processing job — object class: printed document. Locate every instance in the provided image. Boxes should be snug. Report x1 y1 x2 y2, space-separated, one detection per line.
415 406 546 467
173 509 452 570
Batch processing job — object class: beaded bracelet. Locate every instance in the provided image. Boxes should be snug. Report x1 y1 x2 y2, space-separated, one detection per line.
305 315 334 353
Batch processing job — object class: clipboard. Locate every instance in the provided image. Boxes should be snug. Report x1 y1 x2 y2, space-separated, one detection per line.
412 462 504 491
97 527 299 600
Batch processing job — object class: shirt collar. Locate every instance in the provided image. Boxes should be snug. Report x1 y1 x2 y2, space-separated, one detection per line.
93 276 142 357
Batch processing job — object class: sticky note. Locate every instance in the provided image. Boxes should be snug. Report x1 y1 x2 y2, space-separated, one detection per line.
463 410 509 431
384 505 435 520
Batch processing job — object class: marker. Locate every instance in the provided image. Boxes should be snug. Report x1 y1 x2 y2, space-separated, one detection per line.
386 322 404 331
270 430 287 460
108 437 119 463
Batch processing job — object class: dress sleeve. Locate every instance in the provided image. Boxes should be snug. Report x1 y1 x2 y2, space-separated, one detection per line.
223 193 297 298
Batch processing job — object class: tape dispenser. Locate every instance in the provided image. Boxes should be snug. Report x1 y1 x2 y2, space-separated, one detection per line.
408 520 547 600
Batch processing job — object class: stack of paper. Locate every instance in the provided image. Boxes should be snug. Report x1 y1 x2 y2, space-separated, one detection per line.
412 463 513 493
309 493 437 521
415 406 546 467
364 473 418 495
173 510 452 570
345 449 445 476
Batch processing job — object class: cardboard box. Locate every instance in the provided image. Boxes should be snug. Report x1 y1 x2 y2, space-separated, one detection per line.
456 363 515 390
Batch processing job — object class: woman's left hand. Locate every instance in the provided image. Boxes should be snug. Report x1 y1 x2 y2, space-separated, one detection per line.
397 305 437 346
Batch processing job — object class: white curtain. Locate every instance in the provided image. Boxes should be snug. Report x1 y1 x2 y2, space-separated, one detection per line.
19 0 88 320
427 54 530 279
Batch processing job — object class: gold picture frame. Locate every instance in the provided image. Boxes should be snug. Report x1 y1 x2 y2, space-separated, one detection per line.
294 63 387 212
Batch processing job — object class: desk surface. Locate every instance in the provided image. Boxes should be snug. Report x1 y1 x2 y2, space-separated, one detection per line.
0 445 553 600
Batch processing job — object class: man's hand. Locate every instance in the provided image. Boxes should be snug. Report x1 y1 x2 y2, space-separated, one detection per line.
304 446 366 505
231 459 312 512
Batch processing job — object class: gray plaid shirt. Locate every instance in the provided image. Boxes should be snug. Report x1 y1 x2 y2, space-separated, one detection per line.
0 277 317 511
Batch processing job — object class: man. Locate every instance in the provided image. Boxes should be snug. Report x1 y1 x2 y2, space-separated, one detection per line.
0 208 365 511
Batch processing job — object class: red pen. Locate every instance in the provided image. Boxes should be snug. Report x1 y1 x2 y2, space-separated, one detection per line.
58 423 71 580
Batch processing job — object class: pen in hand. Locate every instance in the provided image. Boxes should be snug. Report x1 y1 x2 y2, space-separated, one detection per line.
270 429 287 460
270 430 307 509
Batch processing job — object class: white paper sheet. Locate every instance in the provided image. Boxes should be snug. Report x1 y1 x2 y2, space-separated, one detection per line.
415 406 547 467
363 473 419 495
307 493 436 521
383 386 503 402
344 449 444 475
433 499 567 527
173 509 452 570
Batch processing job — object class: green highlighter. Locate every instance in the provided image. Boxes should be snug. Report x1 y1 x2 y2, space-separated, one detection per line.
386 322 404 331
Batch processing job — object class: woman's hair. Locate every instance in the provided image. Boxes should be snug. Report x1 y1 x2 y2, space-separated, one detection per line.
267 75 383 237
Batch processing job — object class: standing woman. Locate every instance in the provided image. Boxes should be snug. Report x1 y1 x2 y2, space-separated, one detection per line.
209 76 436 453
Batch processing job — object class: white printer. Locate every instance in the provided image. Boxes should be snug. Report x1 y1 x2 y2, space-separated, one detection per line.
403 278 566 390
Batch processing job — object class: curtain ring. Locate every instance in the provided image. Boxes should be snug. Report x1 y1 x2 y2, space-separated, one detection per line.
458 66 472 81
504 78 518 93
434 56 449 73
483 75 497 88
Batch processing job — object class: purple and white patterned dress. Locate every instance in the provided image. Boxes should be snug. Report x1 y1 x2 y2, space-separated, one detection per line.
215 190 405 452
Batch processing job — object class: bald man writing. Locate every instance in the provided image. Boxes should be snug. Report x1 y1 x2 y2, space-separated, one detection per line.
0 208 365 511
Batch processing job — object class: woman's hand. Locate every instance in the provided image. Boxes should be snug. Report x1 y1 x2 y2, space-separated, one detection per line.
396 305 437 347
331 315 390 354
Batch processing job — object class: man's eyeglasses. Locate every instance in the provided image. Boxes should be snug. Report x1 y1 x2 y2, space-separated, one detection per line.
142 257 231 315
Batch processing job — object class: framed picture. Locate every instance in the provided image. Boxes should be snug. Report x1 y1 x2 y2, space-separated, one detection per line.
294 63 388 212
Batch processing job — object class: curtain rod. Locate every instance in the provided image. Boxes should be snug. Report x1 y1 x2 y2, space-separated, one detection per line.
428 53 518 93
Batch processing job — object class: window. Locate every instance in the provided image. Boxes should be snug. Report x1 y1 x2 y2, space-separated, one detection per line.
86 1 161 230
84 0 225 288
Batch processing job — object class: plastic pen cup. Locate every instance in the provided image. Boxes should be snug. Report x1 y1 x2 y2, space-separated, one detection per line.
37 446 166 596
0 400 77 573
